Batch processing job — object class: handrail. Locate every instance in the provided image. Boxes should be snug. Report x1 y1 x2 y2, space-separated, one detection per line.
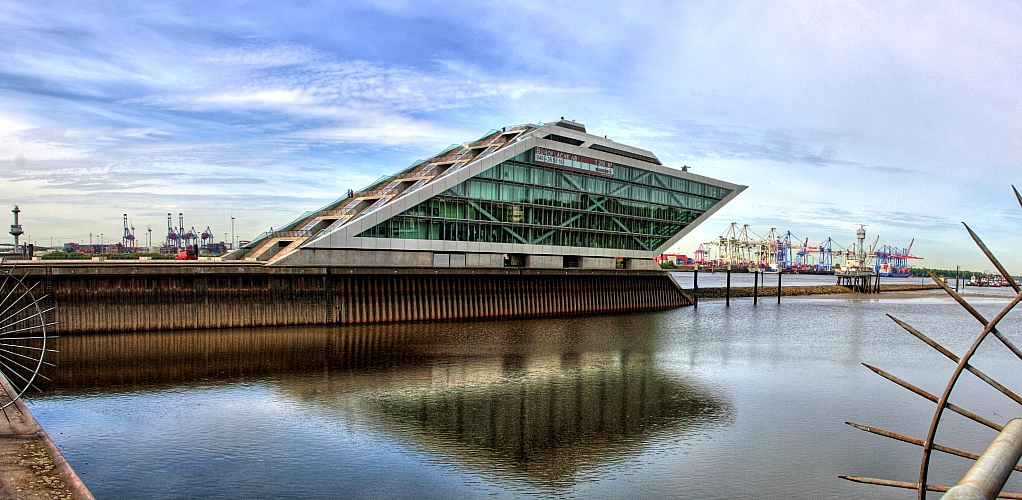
243 232 270 248
243 192 357 249
269 229 311 239
941 418 1022 499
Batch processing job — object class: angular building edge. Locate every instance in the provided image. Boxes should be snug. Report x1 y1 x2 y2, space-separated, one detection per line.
240 119 745 270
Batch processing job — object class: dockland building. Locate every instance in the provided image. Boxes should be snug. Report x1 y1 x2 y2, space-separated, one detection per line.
18 120 747 335
239 119 745 269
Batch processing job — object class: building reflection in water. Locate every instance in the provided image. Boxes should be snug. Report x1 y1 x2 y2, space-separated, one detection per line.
41 323 427 391
286 353 731 486
40 315 732 486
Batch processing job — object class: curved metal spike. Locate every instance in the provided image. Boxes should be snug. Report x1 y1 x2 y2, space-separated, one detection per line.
888 315 1022 406
962 223 1020 293
889 315 959 360
917 284 1022 498
926 268 987 323
840 476 950 494
925 268 1022 362
846 421 1022 472
863 363 1003 431
0 308 55 334
864 363 937 402
840 476 1022 498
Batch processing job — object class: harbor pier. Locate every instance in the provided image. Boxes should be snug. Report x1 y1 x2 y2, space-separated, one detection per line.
836 271 881 293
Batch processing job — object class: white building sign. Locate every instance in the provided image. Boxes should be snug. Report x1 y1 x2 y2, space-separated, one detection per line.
534 147 614 177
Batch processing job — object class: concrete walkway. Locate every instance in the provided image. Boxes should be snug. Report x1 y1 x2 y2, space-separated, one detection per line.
0 378 92 499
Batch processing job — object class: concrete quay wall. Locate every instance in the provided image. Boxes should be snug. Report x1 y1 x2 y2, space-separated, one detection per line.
15 262 691 334
0 375 93 499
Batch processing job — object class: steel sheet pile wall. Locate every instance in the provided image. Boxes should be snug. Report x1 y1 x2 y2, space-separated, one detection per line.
35 269 688 334
51 276 329 333
329 274 688 324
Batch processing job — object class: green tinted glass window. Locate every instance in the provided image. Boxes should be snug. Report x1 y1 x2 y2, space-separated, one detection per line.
357 149 727 251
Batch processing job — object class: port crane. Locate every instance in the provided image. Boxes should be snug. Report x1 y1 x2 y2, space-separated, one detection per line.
695 223 921 274
201 227 214 248
693 244 710 265
165 213 179 250
705 224 792 270
872 238 922 277
122 214 136 250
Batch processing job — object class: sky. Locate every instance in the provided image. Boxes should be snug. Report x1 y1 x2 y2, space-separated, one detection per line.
1 0 1021 270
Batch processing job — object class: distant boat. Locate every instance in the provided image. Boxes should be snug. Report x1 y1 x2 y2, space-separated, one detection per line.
967 276 1004 287
880 272 911 278
878 263 912 278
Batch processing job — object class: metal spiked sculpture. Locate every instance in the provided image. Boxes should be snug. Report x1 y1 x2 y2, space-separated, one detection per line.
841 186 1022 499
0 258 55 410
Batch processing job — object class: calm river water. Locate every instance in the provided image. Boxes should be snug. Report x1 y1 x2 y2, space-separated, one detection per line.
29 287 1022 499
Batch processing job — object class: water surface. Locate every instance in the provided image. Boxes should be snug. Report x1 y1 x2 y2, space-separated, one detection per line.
30 290 1022 498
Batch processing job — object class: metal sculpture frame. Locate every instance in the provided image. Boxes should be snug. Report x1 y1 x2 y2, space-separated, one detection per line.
841 186 1022 499
0 258 56 411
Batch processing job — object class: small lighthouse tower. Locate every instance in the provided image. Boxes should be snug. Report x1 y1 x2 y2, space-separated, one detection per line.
10 205 24 252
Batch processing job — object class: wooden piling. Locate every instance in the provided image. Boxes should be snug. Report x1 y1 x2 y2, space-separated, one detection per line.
726 268 731 307
777 272 782 304
753 270 759 305
693 269 698 308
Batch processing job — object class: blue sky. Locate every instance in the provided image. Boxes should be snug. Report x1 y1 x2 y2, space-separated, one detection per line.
1 1 1021 269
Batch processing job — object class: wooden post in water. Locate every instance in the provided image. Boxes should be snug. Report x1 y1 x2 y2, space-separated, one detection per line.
725 267 731 307
693 268 699 308
956 265 960 292
777 271 782 304
753 269 759 305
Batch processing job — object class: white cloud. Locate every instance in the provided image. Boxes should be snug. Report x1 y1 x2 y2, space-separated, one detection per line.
201 44 319 68
2 0 1022 269
0 115 32 133
292 119 464 147
132 58 590 120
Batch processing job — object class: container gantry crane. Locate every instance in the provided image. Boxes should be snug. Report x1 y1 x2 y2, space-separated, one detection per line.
165 213 179 251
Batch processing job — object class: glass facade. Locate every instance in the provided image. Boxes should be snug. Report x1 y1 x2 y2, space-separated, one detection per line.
356 149 731 252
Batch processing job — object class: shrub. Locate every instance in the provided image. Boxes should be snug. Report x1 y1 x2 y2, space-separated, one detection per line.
41 252 90 260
